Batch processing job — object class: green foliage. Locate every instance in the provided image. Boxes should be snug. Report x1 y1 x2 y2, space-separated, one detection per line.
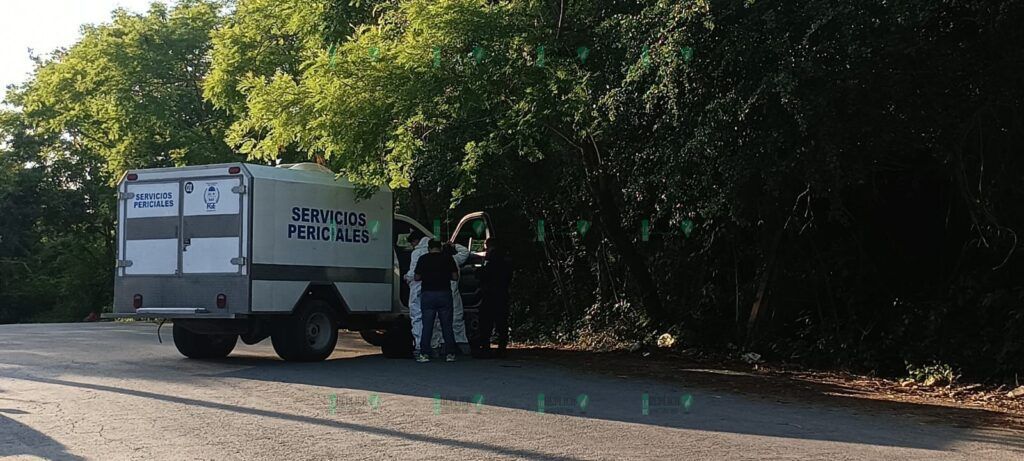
21 0 237 177
205 0 333 115
201 0 1024 378
1 0 1022 382
906 362 959 387
0 111 115 323
1 1 238 322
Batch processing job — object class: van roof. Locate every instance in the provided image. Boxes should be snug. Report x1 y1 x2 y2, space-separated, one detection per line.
121 163 392 192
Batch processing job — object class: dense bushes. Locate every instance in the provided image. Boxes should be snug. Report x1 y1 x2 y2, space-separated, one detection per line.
411 0 1024 380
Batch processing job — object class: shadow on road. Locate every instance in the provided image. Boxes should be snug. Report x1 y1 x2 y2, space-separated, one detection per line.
12 375 582 461
0 412 83 460
3 325 1024 455
515 347 1024 431
205 351 1024 452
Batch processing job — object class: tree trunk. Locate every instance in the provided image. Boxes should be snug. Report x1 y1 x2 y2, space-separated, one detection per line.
409 180 430 224
746 224 786 344
579 136 668 326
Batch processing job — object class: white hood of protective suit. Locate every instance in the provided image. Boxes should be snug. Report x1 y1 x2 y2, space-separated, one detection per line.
405 237 431 283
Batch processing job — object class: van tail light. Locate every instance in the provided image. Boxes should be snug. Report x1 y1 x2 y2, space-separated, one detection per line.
126 173 138 181
216 294 227 309
133 294 143 309
228 166 241 174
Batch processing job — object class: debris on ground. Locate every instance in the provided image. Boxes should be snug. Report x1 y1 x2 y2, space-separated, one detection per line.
741 352 762 364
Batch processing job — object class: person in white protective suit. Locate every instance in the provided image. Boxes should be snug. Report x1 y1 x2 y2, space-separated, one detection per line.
406 235 470 355
438 242 471 353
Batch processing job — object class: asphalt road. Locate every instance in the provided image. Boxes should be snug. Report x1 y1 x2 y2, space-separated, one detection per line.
0 323 1022 460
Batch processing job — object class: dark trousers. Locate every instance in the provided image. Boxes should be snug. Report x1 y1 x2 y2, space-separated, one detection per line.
420 290 456 355
477 296 509 351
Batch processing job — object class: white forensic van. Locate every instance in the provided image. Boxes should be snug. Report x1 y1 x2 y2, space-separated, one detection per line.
105 162 493 361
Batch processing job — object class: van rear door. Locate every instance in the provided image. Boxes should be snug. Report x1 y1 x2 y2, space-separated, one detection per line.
120 176 245 276
180 177 244 274
121 181 181 275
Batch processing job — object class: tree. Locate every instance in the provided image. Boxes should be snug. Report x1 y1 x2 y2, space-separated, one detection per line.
209 0 1024 378
0 107 115 323
22 0 237 177
1 0 241 322
2 0 1021 380
206 0 678 324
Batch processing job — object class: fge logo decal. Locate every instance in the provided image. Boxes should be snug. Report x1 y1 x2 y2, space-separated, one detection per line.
203 184 220 211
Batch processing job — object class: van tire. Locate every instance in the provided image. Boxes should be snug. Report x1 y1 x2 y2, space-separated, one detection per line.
271 301 338 362
172 323 237 359
380 320 413 359
359 330 386 347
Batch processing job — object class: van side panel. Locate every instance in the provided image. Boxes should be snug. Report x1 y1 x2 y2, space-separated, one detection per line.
251 280 308 312
332 282 392 312
249 174 393 313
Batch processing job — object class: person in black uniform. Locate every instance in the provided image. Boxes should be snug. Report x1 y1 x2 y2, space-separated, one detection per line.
474 237 513 358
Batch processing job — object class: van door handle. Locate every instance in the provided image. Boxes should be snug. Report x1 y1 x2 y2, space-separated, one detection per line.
183 238 191 251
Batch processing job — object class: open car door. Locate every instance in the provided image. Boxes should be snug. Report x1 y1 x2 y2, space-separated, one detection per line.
448 212 494 341
449 212 493 256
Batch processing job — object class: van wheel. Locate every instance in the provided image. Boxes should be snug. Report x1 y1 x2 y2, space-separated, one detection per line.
172 323 237 359
359 330 386 347
271 301 339 362
380 320 413 359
